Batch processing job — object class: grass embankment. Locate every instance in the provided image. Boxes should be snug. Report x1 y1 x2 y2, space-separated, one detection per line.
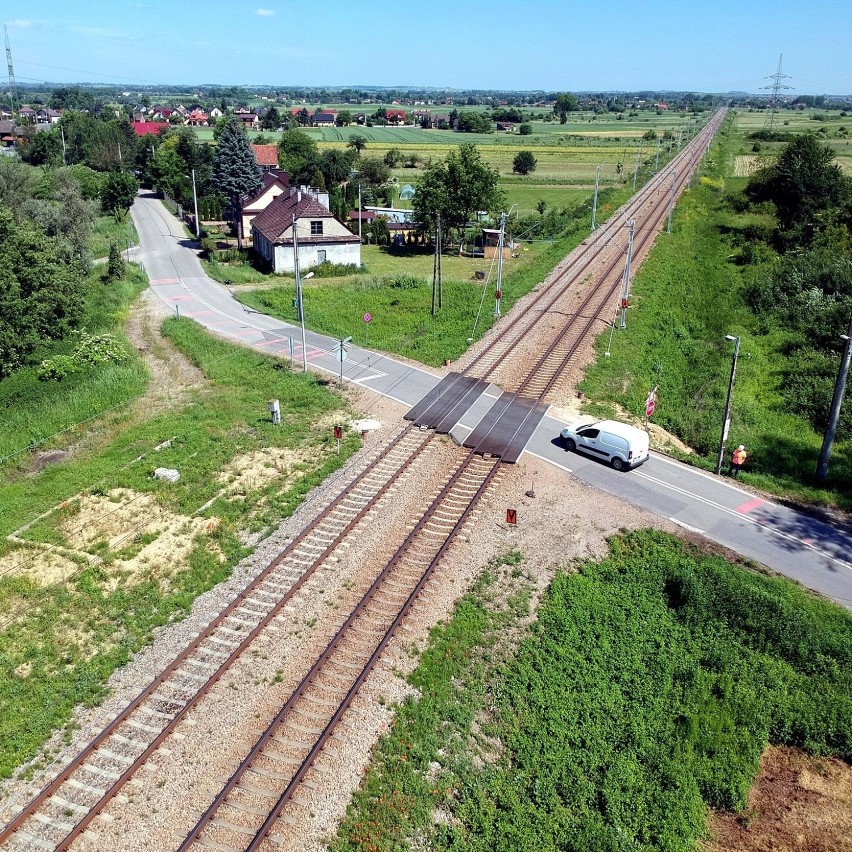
332 530 852 852
0 266 149 467
579 119 852 507
0 318 358 779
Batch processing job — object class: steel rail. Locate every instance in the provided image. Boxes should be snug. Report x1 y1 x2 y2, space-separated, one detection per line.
463 108 726 385
178 451 501 850
0 425 433 851
513 122 716 400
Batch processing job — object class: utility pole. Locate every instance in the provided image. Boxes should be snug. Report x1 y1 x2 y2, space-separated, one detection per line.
357 182 362 244
494 213 506 318
715 335 741 475
431 213 443 316
292 214 308 373
618 220 635 329
191 168 200 238
667 170 677 233
816 317 852 481
60 126 67 166
654 136 662 172
591 165 601 231
4 25 15 114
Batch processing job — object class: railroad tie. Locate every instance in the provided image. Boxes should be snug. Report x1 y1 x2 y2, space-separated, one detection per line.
210 817 258 835
11 830 57 850
65 776 107 796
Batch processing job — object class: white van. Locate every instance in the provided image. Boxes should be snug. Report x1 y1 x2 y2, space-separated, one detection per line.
559 419 649 471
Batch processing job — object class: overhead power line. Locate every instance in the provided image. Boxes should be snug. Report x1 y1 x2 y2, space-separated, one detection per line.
761 54 794 130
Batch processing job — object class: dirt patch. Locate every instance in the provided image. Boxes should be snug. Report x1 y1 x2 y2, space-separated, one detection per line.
125 288 206 417
56 489 216 583
215 446 320 499
704 745 852 852
0 546 81 587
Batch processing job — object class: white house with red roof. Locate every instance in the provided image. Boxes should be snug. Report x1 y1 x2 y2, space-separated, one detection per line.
241 170 290 237
186 109 209 126
252 187 361 273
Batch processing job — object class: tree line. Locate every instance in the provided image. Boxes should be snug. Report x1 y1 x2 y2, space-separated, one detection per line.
739 133 852 433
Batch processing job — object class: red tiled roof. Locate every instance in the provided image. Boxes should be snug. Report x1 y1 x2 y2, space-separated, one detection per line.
252 193 358 245
252 144 279 167
243 172 290 206
131 121 168 137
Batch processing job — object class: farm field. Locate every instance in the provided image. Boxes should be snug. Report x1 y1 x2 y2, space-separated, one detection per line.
730 107 852 174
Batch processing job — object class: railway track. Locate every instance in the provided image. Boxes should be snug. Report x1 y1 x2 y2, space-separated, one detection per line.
463 108 726 390
178 451 501 851
1 109 728 852
0 426 435 851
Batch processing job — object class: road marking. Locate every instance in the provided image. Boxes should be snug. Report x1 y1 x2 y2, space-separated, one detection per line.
669 518 705 535
526 450 572 473
635 469 852 572
735 497 766 514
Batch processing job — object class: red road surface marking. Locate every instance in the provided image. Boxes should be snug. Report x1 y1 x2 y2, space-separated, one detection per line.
150 278 180 285
735 497 765 514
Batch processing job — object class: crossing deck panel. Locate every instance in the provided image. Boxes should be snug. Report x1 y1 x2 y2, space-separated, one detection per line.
404 373 486 430
463 394 549 464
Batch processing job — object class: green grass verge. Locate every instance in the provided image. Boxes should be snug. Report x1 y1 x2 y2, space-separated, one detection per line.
90 215 136 261
578 116 852 507
332 530 852 852
0 318 357 779
0 266 149 469
236 237 579 367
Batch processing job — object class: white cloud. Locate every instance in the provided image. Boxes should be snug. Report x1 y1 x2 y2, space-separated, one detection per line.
256 8 275 15
6 19 33 29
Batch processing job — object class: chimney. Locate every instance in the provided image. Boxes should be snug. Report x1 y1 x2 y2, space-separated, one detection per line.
297 190 301 202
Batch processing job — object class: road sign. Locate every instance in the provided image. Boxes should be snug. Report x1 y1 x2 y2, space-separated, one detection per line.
332 337 353 386
363 312 372 323
645 386 658 418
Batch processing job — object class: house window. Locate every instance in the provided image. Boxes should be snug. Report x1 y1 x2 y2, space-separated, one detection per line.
310 220 323 236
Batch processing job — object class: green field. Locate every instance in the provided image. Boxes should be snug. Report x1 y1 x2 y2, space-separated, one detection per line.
332 530 852 852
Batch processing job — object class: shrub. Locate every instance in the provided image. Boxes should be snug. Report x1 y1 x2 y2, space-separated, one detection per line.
106 241 125 282
37 331 127 381
37 354 77 382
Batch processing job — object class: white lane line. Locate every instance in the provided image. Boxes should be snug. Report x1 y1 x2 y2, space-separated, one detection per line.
669 518 705 535
635 469 852 571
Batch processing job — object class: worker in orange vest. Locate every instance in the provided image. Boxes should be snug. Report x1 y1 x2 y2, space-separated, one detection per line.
729 445 748 478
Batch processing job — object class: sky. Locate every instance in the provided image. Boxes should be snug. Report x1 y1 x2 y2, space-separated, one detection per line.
3 0 851 95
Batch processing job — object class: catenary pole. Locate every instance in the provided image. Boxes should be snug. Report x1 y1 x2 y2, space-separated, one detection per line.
816 316 852 481
715 335 741 475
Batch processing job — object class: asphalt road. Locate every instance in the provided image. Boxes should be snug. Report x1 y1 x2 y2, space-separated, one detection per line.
132 193 852 610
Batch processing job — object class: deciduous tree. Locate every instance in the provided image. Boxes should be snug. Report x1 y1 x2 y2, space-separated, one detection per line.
554 92 579 124
0 209 87 376
101 172 140 220
513 151 537 175
414 143 504 252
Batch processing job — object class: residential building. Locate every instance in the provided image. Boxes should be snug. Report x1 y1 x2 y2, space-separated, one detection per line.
252 187 361 273
241 170 290 236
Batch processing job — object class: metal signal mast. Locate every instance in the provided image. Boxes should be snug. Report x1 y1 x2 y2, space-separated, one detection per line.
4 25 15 113
761 54 793 130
